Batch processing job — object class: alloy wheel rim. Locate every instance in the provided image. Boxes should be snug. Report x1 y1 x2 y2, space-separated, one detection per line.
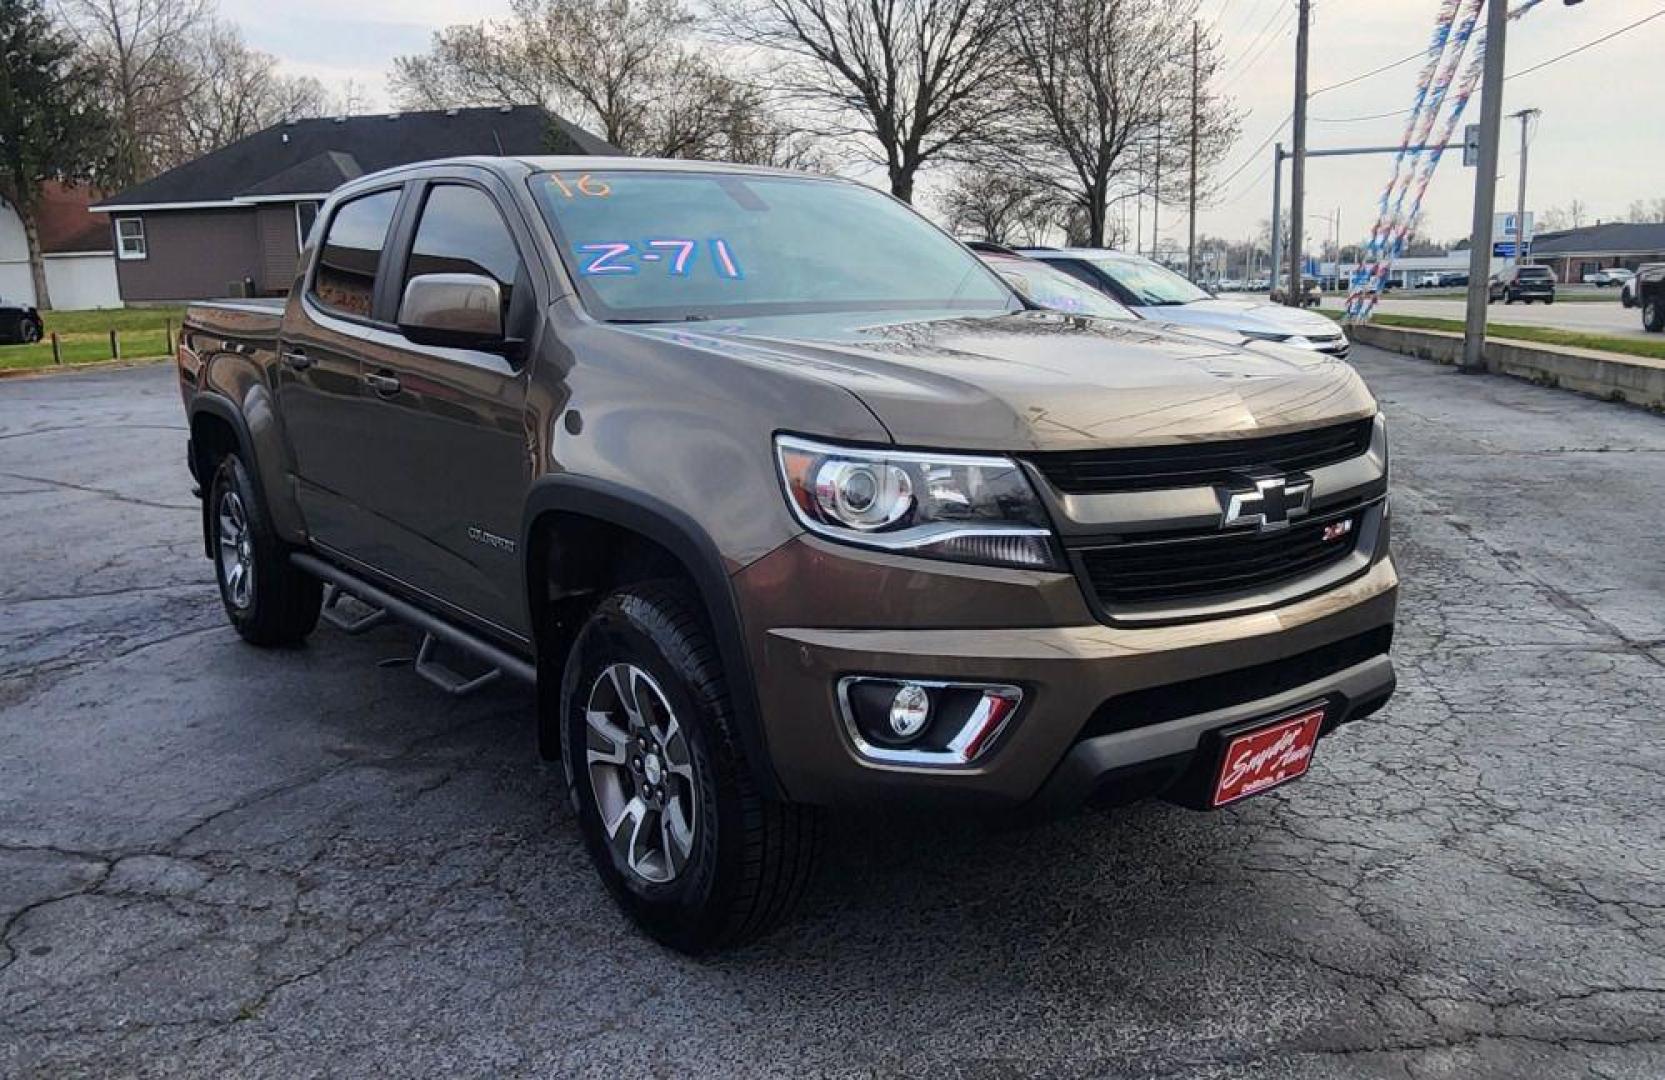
584 662 698 884
217 490 255 610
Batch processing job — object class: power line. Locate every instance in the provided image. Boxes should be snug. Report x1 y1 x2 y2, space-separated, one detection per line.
1222 1 1294 81
1309 6 1665 123
1225 4 1298 82
1212 115 1291 197
1506 6 1665 79
1310 49 1423 97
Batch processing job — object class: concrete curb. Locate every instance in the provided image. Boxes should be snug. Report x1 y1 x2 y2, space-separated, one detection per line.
1347 322 1665 411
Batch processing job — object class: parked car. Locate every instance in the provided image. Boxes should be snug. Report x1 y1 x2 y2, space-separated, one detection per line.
1489 265 1556 304
973 250 1136 321
1019 248 1350 356
0 297 44 345
1583 268 1633 287
177 158 1396 952
1621 264 1662 308
1436 272 1468 288
1638 264 1665 333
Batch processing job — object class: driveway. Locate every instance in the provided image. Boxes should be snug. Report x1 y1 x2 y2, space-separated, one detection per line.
2 352 1663 1078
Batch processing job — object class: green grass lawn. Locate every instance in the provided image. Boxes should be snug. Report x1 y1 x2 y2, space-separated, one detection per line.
0 307 185 372
1334 311 1665 364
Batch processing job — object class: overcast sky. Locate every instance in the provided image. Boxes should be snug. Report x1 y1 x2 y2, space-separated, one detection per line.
221 0 1664 250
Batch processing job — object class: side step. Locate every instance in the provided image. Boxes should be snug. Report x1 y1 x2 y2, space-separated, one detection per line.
319 583 389 635
291 552 536 687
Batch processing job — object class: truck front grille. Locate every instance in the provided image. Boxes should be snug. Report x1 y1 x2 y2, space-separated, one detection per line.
1030 418 1372 494
1076 505 1364 608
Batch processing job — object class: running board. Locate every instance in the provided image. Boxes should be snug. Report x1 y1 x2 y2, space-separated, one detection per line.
319 583 389 635
291 552 536 686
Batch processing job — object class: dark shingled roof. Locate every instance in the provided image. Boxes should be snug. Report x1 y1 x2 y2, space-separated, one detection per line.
1531 221 1665 256
96 106 621 209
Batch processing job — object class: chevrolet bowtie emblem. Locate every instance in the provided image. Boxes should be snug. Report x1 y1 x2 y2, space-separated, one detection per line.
1222 475 1313 533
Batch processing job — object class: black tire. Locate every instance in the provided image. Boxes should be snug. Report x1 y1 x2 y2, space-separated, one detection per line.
1505 293 1515 305
20 319 42 344
207 454 321 646
1644 297 1665 333
560 581 821 954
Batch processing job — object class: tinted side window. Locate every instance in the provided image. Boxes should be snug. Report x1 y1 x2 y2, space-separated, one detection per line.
1048 259 1106 289
312 189 401 318
403 185 522 311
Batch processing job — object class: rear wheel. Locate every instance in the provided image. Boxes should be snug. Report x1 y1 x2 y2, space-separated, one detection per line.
1644 297 1665 333
561 582 821 953
208 454 321 645
20 319 42 344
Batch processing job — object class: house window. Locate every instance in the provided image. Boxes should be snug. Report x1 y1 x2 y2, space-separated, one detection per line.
295 201 320 251
115 217 147 260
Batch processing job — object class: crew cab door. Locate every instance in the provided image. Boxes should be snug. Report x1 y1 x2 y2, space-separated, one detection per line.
277 184 408 556
351 178 540 640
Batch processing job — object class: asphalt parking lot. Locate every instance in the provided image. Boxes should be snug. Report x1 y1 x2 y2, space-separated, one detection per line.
2 347 1664 1079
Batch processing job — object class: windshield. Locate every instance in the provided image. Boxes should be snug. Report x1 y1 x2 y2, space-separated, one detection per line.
530 170 1017 322
986 260 1135 320
1087 254 1211 306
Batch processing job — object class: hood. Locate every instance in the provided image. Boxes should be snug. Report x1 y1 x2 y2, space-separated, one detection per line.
621 309 1375 453
1131 298 1341 340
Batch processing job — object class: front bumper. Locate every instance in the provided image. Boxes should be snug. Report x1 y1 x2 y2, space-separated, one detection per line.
737 539 1398 811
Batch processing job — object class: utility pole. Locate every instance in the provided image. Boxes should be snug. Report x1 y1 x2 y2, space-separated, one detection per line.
1270 142 1284 296
1188 19 1200 281
1286 0 1311 305
1462 0 1509 372
1509 107 1540 272
1153 103 1163 264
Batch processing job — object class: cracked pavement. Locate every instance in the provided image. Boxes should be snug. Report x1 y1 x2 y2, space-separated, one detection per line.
1 350 1663 1078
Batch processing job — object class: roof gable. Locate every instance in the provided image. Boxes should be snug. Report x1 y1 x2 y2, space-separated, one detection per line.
96 106 621 210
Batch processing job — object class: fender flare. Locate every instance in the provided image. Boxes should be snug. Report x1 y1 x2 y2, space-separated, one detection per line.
188 394 263 559
521 475 785 801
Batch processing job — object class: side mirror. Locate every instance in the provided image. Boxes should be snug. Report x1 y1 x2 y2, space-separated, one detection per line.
397 273 506 351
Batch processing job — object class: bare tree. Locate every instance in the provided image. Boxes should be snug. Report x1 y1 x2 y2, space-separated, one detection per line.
60 0 208 187
706 0 1012 202
999 0 1236 248
173 22 328 162
392 0 813 166
940 170 1050 244
1568 198 1588 229
1652 197 1665 222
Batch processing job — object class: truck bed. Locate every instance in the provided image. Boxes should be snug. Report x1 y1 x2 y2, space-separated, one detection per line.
184 298 286 343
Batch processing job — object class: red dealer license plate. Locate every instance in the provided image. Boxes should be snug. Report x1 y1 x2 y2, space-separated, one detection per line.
1211 707 1326 808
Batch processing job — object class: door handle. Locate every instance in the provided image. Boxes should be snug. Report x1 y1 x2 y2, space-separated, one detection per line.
363 371 401 396
280 349 313 371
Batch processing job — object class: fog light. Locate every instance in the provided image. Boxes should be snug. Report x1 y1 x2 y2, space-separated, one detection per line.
888 684 931 739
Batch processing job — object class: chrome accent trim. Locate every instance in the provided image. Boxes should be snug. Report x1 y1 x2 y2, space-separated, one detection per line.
1031 413 1386 537
836 677 1023 770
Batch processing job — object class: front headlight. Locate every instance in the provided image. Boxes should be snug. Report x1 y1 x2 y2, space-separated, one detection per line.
774 435 1062 571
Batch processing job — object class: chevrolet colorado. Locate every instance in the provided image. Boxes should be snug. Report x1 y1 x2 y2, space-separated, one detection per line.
177 157 1397 953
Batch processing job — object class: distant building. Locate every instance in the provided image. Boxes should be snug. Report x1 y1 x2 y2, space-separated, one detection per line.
91 106 620 304
1529 222 1665 283
0 182 121 309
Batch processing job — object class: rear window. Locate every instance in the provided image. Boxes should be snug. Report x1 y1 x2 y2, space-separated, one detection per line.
1518 267 1554 280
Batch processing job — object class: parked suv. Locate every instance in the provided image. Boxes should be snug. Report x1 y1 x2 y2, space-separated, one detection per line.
177 157 1397 952
1490 264 1556 304
0 296 44 344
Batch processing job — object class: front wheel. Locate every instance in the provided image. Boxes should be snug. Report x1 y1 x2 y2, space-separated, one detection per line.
20 319 42 344
1644 298 1665 333
560 582 821 953
208 454 321 645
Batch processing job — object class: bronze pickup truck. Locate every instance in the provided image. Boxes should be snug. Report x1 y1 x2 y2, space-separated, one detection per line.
177 156 1397 952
